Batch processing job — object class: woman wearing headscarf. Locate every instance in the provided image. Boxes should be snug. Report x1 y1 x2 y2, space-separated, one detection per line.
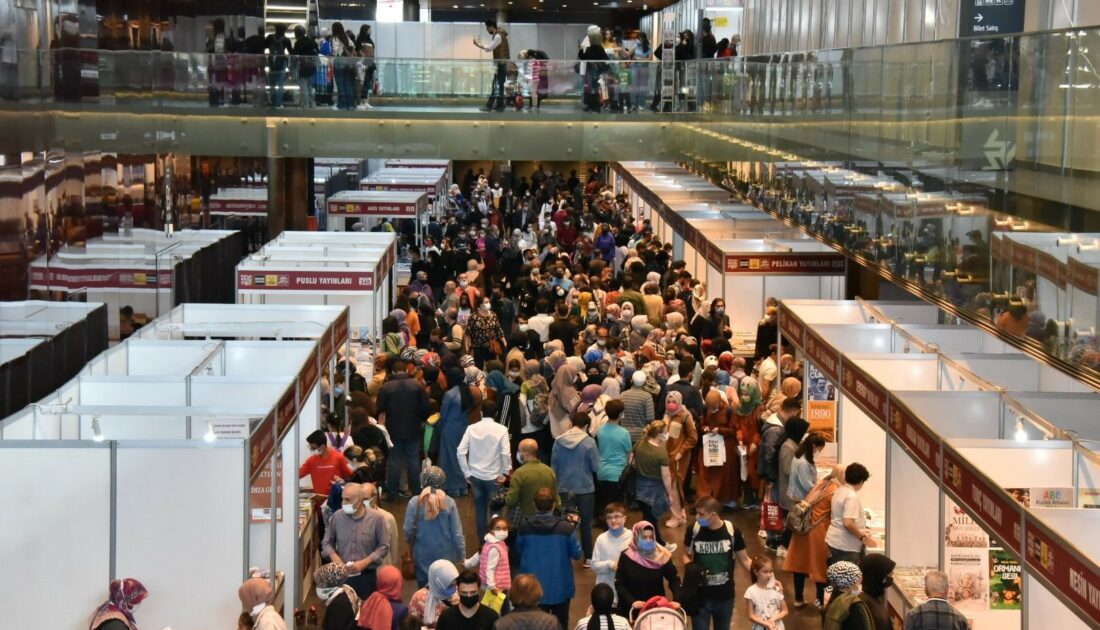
859 554 896 630
785 465 842 608
312 563 361 630
486 360 522 443
404 467 465 587
577 382 604 430
661 390 697 528
732 376 764 508
408 559 460 627
439 367 473 497
463 364 487 424
90 578 148 630
237 577 286 629
357 565 407 630
767 376 802 414
548 358 582 438
523 329 544 360
823 561 874 630
519 358 553 461
696 388 741 506
613 521 681 616
380 316 406 356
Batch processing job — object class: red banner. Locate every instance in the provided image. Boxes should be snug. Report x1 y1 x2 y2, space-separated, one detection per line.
249 412 277 482
321 324 335 363
1068 258 1099 295
991 234 1004 260
1036 251 1067 289
208 198 267 216
941 445 1023 555
724 253 846 275
1009 238 1036 272
276 386 298 441
237 270 376 292
361 181 437 193
1025 514 1100 627
299 347 320 395
327 199 418 217
805 329 840 382
840 357 888 427
334 309 350 346
887 398 941 478
29 267 172 290
778 307 806 350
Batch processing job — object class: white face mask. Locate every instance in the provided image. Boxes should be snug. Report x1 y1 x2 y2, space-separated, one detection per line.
251 602 267 616
459 280 469 288
492 530 509 542
310 448 322 456
658 433 670 443
316 586 339 601
342 502 358 515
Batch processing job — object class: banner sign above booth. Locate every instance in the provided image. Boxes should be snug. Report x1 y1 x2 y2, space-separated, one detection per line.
840 358 888 428
361 182 437 193
1024 514 1100 626
208 198 267 216
237 270 377 292
778 309 806 349
334 311 350 347
888 398 942 478
723 253 846 275
250 413 277 482
276 386 298 441
805 330 840 382
29 267 173 291
942 445 1024 557
1068 258 1099 295
327 199 419 217
299 347 320 395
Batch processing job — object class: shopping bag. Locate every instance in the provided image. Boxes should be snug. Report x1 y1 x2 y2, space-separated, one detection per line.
760 498 786 532
701 432 726 467
737 443 748 481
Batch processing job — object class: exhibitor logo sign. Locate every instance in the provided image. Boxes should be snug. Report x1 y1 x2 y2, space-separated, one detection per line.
237 271 375 291
723 253 845 275
328 201 418 216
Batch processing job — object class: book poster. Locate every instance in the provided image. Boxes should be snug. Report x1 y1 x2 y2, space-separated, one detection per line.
944 497 991 549
806 363 836 441
988 549 1022 610
947 549 989 611
250 460 284 523
1004 487 1030 507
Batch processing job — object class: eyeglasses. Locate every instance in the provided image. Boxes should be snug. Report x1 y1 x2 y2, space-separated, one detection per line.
606 513 626 521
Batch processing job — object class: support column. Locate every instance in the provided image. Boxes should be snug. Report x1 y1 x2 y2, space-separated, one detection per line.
265 158 312 240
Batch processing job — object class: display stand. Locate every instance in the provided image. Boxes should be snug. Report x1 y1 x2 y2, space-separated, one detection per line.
0 304 349 630
325 190 428 242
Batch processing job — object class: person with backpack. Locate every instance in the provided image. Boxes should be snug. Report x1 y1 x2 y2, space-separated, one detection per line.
264 24 291 108
758 398 798 553
784 463 840 609
291 25 318 109
684 496 753 630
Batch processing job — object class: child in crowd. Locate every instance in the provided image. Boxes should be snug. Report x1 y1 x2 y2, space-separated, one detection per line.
464 515 512 611
744 555 788 630
590 503 632 595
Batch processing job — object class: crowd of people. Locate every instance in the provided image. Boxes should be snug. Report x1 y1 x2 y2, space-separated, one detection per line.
91 164 972 630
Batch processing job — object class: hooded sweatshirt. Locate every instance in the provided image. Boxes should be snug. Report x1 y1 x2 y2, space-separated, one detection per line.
517 512 583 605
758 412 786 484
551 426 601 494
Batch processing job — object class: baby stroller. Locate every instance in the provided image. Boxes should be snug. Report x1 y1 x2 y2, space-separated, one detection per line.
629 596 689 630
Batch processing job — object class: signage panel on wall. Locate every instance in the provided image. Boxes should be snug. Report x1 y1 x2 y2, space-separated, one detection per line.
959 0 1026 36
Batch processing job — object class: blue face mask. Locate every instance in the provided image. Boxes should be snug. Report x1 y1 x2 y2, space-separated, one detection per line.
637 539 656 553
609 526 624 536
334 386 345 396
696 515 709 528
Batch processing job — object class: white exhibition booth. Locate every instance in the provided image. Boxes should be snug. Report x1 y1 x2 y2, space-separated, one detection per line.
27 229 240 337
236 232 397 343
612 162 847 339
208 187 268 218
384 158 453 183
325 189 428 237
0 304 350 630
360 167 447 200
777 298 1100 630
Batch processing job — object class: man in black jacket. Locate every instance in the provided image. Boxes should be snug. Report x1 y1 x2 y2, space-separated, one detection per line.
292 25 319 109
376 356 430 500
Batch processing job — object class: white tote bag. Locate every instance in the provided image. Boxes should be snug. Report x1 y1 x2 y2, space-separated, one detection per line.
702 432 726 468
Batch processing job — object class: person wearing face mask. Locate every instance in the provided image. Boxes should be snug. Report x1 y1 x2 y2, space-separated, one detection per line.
662 390 698 529
404 467 466 588
465 298 505 368
504 438 560 517
322 483 389 600
238 577 286 630
823 562 874 630
858 554 897 630
590 503 633 598
684 496 753 630
457 398 512 539
435 570 499 630
408 559 460 627
461 516 513 601
312 563 361 630
551 412 602 563
614 521 680 616
357 565 407 630
632 421 678 548
517 487 583 630
300 429 353 499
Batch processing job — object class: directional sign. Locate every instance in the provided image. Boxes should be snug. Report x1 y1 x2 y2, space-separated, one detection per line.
959 0 1026 36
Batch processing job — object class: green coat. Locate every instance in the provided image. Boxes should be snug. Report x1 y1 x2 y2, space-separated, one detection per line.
504 460 561 517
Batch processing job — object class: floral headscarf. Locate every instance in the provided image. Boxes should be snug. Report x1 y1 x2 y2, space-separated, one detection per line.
91 578 148 630
736 376 762 416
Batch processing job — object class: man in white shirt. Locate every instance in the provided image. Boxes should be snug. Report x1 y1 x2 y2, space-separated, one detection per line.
824 463 877 566
457 399 512 538
755 347 779 400
527 297 555 342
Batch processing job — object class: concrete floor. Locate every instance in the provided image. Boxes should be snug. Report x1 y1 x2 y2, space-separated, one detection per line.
310 492 825 629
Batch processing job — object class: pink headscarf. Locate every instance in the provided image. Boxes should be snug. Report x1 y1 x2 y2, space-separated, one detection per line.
90 578 148 630
624 521 671 570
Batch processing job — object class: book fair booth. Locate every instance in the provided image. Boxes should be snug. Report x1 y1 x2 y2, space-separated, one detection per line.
0 304 349 630
0 301 108 418
235 232 397 348
325 189 429 242
27 228 243 338
777 298 1100 629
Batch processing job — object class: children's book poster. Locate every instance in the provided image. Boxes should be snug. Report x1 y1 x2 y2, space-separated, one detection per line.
988 549 1022 611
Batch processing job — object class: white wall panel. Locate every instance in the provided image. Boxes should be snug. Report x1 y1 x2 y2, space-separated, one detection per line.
0 446 111 629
